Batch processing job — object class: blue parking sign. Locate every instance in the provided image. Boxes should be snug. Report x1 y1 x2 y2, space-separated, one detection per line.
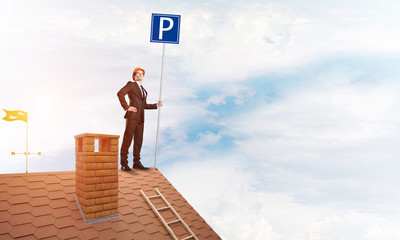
150 13 181 44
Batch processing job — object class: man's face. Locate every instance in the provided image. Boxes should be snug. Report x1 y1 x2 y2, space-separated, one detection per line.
135 70 144 81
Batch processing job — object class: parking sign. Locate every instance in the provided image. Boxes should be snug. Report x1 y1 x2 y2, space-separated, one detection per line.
150 13 181 44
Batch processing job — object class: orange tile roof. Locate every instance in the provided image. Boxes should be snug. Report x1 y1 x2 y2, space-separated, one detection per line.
0 169 221 240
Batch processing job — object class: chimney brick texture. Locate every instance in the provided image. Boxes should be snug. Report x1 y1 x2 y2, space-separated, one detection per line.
74 133 119 220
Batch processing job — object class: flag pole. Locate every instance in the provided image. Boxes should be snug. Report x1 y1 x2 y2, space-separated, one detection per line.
26 114 28 173
154 43 165 170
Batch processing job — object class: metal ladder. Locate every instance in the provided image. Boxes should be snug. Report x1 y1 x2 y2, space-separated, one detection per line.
140 188 199 240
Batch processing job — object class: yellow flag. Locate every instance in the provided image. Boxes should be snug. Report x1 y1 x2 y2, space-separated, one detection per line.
2 109 27 122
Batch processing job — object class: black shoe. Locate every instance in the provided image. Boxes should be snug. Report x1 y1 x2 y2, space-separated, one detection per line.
133 162 149 170
121 165 132 171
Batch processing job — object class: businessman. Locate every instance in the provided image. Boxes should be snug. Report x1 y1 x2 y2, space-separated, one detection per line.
117 67 162 171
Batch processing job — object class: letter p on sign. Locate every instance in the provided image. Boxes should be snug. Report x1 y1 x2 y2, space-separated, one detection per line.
151 13 181 44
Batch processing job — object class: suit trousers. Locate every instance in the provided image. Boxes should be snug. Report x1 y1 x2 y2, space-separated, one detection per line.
120 116 144 166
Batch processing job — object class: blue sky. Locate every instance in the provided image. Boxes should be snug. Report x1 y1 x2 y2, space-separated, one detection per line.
1 0 400 239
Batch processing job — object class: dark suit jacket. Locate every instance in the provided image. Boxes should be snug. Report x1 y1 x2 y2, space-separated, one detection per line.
117 81 157 122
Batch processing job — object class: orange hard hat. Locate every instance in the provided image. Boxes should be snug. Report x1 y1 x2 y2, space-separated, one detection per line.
132 67 145 80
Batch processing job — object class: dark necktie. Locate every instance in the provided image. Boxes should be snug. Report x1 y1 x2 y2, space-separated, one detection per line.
140 85 145 97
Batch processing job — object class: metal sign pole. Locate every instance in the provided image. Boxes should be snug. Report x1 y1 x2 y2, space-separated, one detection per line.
151 13 180 169
154 43 166 169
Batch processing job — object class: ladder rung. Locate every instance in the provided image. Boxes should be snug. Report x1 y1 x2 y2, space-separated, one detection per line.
148 195 161 199
167 219 181 225
181 235 195 240
157 206 170 211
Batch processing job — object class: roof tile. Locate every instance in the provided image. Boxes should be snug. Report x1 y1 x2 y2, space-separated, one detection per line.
139 214 155 226
57 226 80 239
45 183 63 192
31 205 52 217
97 228 116 240
124 193 137 201
0 184 8 193
0 177 11 184
0 194 7 201
150 231 173 240
132 206 147 217
118 198 130 207
174 199 188 208
119 205 134 215
132 230 148 240
197 227 213 238
7 194 31 204
78 227 98 239
168 193 182 201
49 198 69 209
7 177 27 187
74 218 92 230
111 220 129 233
178 206 193 214
43 175 60 184
28 188 48 198
0 201 11 211
33 224 59 239
65 193 75 202
12 234 35 240
92 221 112 232
51 208 71 218
0 211 12 223
169 221 190 237
57 174 74 180
67 201 79 211
8 203 33 215
60 179 75 186
47 190 67 200
32 214 56 227
26 181 46 190
40 236 59 240
0 233 13 240
160 209 177 223
143 222 161 234
150 197 166 209
63 185 75 194
115 229 135 239
0 222 12 234
54 216 75 228
119 186 131 194
190 219 206 230
9 213 34 226
24 175 46 182
9 223 35 238
121 213 139 224
128 221 145 234
71 209 83 220
8 186 29 195
30 196 51 207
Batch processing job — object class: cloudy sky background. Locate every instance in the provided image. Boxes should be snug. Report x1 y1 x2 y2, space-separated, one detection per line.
1 0 400 239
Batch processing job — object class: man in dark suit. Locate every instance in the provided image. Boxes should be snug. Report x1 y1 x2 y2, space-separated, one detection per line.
117 67 162 171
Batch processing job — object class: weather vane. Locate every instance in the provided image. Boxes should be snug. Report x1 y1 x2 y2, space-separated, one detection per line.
2 109 42 173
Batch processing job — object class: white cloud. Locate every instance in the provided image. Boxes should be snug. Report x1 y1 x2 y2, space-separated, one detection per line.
230 73 400 159
304 211 400 240
172 1 400 83
207 84 256 105
164 155 400 240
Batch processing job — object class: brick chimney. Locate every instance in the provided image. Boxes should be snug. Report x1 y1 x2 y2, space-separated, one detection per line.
74 133 120 224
